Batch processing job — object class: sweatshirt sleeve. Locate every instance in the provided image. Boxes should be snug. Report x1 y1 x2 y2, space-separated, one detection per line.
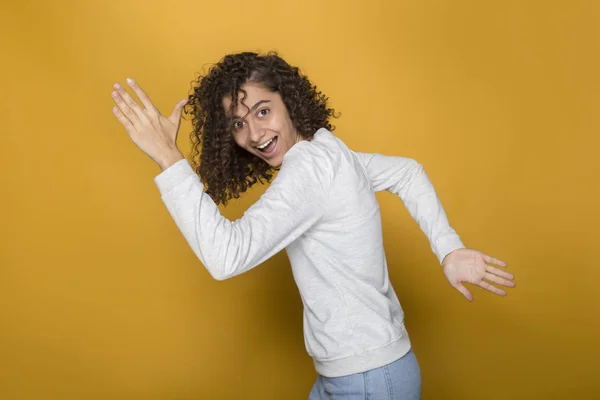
154 144 333 280
354 152 465 264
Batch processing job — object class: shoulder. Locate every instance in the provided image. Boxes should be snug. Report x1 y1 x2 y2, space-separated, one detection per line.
276 128 340 193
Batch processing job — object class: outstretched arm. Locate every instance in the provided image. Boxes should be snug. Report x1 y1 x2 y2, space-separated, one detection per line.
354 152 464 263
354 152 516 301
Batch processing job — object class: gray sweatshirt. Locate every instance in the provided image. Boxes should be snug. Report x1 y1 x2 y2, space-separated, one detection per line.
154 128 465 377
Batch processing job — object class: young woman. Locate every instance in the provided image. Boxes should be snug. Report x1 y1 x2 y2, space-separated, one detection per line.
111 52 515 399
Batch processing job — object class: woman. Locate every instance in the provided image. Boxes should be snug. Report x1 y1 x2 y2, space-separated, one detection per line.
111 52 515 399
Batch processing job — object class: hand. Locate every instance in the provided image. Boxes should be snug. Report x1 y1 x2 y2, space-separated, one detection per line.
111 78 188 170
442 248 515 301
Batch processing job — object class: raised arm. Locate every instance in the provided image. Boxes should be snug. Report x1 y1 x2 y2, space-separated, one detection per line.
354 152 465 264
154 145 332 280
110 77 333 281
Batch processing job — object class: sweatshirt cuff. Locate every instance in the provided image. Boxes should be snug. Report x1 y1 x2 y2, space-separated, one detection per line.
433 232 465 265
154 158 199 196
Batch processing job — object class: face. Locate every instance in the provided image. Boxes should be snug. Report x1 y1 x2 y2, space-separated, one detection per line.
222 83 303 167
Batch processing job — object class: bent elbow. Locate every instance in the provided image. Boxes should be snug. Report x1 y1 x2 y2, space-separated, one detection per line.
205 261 238 281
207 268 231 281
202 250 252 281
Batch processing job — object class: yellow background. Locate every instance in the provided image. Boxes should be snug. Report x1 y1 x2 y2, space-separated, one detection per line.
1 0 599 398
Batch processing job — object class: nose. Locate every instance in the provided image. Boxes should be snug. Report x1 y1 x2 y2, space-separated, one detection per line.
247 118 265 144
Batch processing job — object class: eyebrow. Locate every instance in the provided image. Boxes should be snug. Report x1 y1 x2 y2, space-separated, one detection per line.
234 99 271 120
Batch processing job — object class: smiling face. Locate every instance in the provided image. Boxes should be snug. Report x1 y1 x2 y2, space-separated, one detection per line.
222 83 303 168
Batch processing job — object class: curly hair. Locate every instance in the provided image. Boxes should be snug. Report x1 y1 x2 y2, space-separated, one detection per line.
184 51 338 206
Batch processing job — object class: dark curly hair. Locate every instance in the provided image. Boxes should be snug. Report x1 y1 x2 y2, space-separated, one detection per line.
184 51 338 206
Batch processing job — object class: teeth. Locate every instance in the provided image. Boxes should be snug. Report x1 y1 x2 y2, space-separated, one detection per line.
257 137 274 150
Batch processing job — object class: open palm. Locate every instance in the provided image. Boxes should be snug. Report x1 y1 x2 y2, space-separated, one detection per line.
111 78 188 168
442 248 515 301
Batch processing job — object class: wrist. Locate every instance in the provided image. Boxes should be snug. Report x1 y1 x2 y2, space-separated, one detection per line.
442 247 464 266
157 149 184 171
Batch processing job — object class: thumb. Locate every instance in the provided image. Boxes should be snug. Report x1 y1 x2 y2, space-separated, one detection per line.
168 99 188 124
454 283 474 302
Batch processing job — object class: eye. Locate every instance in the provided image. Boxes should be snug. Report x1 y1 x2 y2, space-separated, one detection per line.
257 108 270 117
232 120 245 130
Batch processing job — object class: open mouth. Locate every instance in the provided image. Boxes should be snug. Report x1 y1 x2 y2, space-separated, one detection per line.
256 136 278 156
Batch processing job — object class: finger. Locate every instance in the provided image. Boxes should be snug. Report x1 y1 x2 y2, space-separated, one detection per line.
168 99 188 124
112 90 142 127
478 280 507 296
113 83 149 123
126 78 160 116
482 254 507 267
453 283 474 302
484 272 516 288
486 265 514 280
112 106 135 134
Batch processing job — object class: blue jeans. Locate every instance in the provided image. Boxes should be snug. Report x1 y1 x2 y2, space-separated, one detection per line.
308 349 422 399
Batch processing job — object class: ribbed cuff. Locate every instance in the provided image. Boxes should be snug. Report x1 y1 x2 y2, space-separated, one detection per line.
153 158 197 196
433 232 465 264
